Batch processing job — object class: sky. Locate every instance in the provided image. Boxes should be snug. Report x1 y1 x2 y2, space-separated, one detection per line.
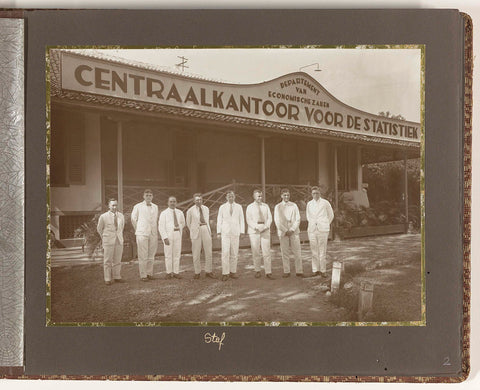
86 47 422 122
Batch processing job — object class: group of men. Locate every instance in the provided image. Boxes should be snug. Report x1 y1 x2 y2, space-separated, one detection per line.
96 187 334 285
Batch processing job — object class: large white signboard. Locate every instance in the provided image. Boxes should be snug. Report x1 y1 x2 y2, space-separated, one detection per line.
61 52 421 143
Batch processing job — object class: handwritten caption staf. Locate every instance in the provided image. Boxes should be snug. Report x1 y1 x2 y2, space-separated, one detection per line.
204 332 226 351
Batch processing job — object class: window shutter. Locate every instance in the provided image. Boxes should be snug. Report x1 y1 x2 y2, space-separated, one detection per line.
50 124 68 186
68 127 85 184
50 109 68 187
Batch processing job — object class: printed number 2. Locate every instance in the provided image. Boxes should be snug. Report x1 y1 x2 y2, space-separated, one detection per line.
443 357 451 366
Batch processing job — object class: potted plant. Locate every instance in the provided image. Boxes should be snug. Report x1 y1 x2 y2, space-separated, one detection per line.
74 215 102 260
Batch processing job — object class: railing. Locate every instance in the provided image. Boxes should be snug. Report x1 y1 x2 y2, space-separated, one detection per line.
176 182 314 224
106 180 314 224
176 183 235 212
231 183 314 208
105 183 191 213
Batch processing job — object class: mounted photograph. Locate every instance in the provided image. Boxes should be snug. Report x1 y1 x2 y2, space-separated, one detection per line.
46 47 424 326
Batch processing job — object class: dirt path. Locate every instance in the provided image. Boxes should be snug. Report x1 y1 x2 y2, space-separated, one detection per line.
50 234 421 324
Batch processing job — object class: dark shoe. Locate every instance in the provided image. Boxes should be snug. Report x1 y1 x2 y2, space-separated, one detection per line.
221 275 229 281
282 273 290 278
147 275 155 280
266 273 275 280
141 277 149 282
173 273 182 279
193 273 200 280
113 278 125 283
206 272 216 279
105 280 113 286
255 271 261 279
166 273 173 279
229 272 238 279
296 273 304 278
320 272 327 278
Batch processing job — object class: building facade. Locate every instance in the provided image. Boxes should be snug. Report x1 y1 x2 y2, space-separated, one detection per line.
48 50 421 244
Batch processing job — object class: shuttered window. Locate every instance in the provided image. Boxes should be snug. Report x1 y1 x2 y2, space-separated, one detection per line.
50 109 85 187
68 127 85 184
50 121 68 186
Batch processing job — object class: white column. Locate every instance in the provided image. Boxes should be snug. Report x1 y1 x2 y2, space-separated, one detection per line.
333 145 338 211
333 145 339 240
404 152 409 233
261 136 266 201
357 146 363 191
117 121 123 212
83 112 102 210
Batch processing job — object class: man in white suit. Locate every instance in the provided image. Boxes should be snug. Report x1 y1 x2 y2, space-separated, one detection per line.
97 198 125 285
274 189 303 278
186 193 214 279
306 186 334 277
217 191 245 281
158 196 185 279
131 189 159 281
246 189 274 280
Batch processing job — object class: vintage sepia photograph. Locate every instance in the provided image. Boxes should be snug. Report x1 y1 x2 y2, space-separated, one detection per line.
46 47 424 326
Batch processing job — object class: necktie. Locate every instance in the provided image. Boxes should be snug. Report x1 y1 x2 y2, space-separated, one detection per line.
198 206 206 224
257 203 265 223
230 203 233 216
113 213 118 229
173 208 179 228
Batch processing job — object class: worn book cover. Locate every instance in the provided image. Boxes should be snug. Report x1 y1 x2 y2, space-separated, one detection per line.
0 8 472 382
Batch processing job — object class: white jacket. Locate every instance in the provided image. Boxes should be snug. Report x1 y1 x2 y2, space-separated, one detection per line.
246 202 272 234
274 201 301 237
97 211 124 246
306 198 334 233
217 202 245 237
131 201 159 236
186 204 211 239
158 207 185 241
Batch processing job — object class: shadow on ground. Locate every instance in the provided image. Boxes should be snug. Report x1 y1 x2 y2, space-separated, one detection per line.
50 234 422 324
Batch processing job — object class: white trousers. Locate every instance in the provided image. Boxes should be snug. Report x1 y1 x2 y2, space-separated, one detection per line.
249 231 271 274
103 240 123 281
164 231 182 274
192 225 213 274
221 235 240 275
308 231 329 273
136 234 158 278
279 233 303 274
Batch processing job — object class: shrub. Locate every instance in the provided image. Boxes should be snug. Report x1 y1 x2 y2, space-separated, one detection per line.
336 200 420 230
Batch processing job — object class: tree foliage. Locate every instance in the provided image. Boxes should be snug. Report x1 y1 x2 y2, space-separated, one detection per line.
363 159 420 205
